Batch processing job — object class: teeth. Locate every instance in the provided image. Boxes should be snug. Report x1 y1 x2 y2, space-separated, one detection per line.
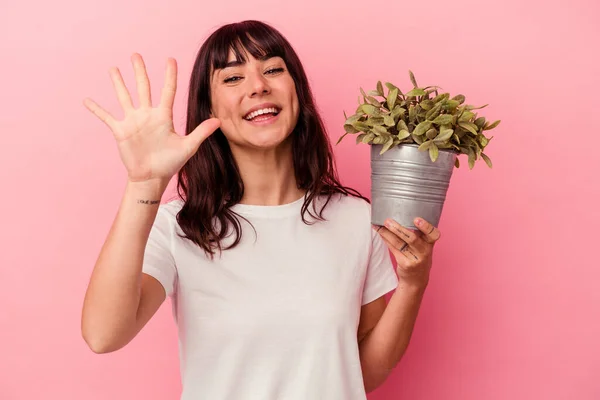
244 107 279 120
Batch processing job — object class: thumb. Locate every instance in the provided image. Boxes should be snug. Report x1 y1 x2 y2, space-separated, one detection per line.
186 117 221 149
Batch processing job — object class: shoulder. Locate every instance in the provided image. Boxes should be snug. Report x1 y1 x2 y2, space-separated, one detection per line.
317 192 372 226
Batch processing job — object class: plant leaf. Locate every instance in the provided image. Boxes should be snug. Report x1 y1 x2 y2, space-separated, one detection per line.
361 104 377 115
362 133 375 144
352 121 370 132
468 147 476 169
429 142 439 162
409 70 418 88
345 114 361 125
377 81 384 96
385 82 399 92
426 103 442 120
383 115 395 127
452 94 466 104
474 117 486 129
458 111 475 122
380 136 395 154
406 88 426 97
391 105 403 120
397 130 410 140
408 104 417 123
458 122 479 135
481 153 493 168
432 114 454 125
483 120 501 130
387 87 398 110
434 127 454 143
426 128 438 140
413 121 433 136
442 99 460 112
344 124 359 134
356 133 367 144
372 125 388 135
412 133 424 145
467 104 488 110
420 100 434 111
336 133 348 145
397 119 409 132
366 117 384 127
367 96 382 107
418 140 432 151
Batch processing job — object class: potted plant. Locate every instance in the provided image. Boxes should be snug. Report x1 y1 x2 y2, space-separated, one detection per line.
336 71 501 231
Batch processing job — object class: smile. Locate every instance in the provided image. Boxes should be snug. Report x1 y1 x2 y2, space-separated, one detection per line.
244 112 280 126
243 107 281 126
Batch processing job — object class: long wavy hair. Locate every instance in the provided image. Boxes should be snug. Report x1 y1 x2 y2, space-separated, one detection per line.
173 20 368 259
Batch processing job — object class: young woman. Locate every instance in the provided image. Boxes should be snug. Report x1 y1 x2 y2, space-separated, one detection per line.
81 20 438 400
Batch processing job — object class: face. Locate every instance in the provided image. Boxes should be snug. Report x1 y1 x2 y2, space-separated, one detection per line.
209 49 300 150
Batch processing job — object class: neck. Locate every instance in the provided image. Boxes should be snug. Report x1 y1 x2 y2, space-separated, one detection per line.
230 139 306 206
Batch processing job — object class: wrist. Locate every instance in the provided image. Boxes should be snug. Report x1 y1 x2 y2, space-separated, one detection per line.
125 178 169 200
397 278 429 295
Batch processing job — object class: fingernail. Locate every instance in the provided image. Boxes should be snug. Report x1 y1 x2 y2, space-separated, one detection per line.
415 218 422 226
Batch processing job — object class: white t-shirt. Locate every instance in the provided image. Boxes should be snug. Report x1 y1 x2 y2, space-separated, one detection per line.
142 192 398 400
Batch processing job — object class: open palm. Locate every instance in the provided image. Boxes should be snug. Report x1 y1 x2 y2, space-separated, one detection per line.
83 53 220 183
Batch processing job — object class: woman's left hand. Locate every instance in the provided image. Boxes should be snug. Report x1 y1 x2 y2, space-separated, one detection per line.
373 217 441 288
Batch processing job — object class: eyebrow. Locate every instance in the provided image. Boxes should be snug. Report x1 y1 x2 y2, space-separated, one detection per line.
223 54 276 69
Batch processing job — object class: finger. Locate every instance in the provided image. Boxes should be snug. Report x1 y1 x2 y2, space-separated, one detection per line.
376 228 412 260
384 219 428 254
132 53 152 107
83 97 117 131
159 58 177 110
108 67 134 111
414 218 441 244
185 118 221 152
376 226 409 253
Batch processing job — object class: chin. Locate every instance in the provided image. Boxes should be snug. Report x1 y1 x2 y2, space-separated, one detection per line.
247 135 289 149
242 128 293 149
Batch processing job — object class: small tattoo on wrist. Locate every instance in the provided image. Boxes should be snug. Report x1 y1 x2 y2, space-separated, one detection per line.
137 199 160 205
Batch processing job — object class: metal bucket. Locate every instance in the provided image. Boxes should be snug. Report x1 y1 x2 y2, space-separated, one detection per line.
370 143 457 231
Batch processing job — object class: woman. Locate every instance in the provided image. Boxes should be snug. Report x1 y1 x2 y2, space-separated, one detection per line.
81 20 438 400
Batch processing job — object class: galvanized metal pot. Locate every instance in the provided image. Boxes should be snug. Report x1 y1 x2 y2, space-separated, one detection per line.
370 143 458 231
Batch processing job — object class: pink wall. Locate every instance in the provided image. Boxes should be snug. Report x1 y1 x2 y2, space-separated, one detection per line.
1 0 598 399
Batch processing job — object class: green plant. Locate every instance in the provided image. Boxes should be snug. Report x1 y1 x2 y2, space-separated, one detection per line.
336 71 501 169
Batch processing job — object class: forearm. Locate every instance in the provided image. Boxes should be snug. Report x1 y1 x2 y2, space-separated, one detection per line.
81 179 167 352
359 281 427 392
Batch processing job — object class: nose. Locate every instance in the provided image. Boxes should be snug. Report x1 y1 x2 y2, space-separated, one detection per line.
247 70 271 97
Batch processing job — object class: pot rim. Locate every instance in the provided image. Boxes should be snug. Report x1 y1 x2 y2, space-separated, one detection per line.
370 142 461 155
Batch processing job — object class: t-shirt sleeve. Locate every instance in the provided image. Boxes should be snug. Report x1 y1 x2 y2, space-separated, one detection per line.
362 227 399 305
142 205 177 297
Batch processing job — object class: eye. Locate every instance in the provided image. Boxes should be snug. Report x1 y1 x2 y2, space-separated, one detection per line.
223 68 284 84
266 67 285 74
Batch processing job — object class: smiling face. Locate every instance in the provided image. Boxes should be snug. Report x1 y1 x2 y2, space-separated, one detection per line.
209 49 300 150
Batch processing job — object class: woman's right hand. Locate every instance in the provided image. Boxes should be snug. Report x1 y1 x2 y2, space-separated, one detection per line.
83 53 221 187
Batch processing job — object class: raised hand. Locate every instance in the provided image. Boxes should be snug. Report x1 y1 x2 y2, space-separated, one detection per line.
83 53 220 186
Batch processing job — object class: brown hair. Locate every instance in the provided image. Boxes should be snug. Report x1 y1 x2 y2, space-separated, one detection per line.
173 20 368 259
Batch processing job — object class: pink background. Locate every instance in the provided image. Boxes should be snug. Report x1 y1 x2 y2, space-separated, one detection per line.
1 0 599 399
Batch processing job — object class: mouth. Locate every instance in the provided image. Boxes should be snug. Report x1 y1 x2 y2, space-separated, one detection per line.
243 106 281 126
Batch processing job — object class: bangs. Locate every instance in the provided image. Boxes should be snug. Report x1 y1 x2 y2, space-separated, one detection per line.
209 22 287 71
